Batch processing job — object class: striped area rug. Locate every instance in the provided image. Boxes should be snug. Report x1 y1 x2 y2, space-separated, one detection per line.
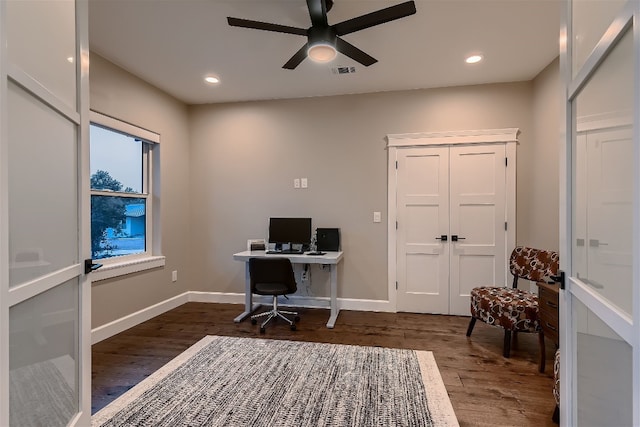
92 336 458 427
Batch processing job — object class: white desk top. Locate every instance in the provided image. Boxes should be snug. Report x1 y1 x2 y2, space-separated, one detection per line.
233 250 343 264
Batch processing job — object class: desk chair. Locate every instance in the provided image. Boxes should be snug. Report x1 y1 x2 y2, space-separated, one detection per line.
249 257 300 333
466 246 559 372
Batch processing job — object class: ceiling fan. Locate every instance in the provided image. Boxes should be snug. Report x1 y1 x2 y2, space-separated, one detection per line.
227 0 417 70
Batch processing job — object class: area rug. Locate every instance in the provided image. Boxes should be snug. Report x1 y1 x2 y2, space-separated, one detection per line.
92 336 458 427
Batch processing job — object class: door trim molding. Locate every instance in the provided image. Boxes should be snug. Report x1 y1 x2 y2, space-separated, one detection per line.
387 128 518 314
386 128 520 147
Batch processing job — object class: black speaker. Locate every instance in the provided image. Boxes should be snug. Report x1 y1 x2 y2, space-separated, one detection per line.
316 228 340 252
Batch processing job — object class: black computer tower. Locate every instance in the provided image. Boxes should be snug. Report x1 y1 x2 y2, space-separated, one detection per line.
316 228 340 252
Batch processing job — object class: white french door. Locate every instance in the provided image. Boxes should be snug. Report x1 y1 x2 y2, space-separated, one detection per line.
0 1 90 426
448 145 507 315
395 146 450 314
389 132 516 316
561 0 639 425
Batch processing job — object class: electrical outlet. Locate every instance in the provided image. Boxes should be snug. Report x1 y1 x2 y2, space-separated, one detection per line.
301 178 308 188
373 211 382 223
172 270 178 282
294 178 301 188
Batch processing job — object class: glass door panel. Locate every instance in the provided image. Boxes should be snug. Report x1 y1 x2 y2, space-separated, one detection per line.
574 297 632 425
6 0 77 109
571 0 626 78
572 28 633 316
9 278 79 426
7 82 78 288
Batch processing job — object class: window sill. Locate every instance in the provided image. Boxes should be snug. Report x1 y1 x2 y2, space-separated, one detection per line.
90 255 166 282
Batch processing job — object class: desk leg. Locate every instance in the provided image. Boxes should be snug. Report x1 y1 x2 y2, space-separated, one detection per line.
326 263 340 328
234 262 260 323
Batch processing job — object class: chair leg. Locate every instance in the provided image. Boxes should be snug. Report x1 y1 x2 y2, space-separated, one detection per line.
503 330 511 358
552 405 559 423
466 317 477 337
538 331 546 373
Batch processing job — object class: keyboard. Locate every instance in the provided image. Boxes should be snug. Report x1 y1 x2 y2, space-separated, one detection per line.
266 250 304 255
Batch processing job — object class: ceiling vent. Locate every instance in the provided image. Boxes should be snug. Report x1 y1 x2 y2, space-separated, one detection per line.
331 66 356 75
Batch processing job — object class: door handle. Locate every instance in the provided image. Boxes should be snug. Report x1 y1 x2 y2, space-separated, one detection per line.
435 235 448 242
451 235 466 242
84 259 103 274
589 239 608 247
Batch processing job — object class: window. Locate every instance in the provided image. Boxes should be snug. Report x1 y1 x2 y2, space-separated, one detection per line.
89 112 164 279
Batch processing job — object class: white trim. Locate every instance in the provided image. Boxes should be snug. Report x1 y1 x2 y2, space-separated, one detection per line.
386 128 519 147
91 255 166 282
8 264 82 306
387 147 398 312
7 63 80 125
90 110 159 144
91 291 395 344
91 292 189 344
576 111 633 132
568 278 634 345
0 0 9 423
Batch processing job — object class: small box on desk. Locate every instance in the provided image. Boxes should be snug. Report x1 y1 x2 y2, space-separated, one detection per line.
316 228 340 252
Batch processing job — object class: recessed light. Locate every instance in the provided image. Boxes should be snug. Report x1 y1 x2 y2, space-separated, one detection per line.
204 75 220 84
465 54 483 64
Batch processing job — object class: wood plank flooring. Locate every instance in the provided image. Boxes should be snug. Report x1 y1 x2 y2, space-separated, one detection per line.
92 302 558 426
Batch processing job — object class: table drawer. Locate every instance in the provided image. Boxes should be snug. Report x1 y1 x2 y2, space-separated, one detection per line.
538 284 560 346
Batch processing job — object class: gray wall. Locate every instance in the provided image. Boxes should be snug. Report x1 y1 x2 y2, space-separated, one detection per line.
188 82 535 302
90 53 561 328
525 58 560 252
90 53 192 327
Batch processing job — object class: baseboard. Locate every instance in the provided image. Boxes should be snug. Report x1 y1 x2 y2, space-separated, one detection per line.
91 292 190 344
92 291 394 344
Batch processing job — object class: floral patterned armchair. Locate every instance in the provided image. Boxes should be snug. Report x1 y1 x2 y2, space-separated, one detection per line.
466 246 559 372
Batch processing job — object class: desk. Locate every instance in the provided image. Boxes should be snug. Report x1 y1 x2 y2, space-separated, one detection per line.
233 250 344 328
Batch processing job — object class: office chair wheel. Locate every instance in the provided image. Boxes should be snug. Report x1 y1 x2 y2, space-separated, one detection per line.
294 316 300 323
260 326 266 334
251 318 257 325
290 324 296 331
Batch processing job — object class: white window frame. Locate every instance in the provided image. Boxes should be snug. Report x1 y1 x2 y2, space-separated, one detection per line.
89 111 164 281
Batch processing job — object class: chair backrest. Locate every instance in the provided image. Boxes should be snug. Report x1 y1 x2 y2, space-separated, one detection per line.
249 257 297 294
509 246 559 288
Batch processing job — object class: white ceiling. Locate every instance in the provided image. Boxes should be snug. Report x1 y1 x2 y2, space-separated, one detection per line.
88 0 561 105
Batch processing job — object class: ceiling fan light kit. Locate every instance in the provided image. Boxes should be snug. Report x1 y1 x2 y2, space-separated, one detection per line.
227 0 416 70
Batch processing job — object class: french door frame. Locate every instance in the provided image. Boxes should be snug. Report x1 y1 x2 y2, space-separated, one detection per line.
0 1 91 425
559 1 640 425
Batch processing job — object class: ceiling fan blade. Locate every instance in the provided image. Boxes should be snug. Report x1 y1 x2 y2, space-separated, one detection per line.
335 37 377 66
333 1 417 36
283 44 309 69
306 0 328 27
227 17 307 36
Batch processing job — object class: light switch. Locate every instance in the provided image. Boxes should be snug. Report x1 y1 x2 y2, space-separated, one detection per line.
301 178 308 188
373 211 381 223
294 178 300 188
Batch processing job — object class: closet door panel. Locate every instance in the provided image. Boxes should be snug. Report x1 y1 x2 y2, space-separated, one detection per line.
396 147 450 314
449 144 507 315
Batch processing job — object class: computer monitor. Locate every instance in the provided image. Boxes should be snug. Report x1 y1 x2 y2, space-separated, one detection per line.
268 217 312 249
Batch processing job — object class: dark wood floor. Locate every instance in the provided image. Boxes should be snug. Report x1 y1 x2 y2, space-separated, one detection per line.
92 302 558 426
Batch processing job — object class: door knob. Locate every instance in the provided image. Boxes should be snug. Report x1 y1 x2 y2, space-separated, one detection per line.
435 235 448 242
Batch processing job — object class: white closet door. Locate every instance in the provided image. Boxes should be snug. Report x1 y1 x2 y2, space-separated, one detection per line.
396 147 450 314
449 144 507 315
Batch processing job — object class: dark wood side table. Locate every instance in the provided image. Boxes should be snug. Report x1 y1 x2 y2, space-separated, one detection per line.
537 282 560 349
537 282 560 423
